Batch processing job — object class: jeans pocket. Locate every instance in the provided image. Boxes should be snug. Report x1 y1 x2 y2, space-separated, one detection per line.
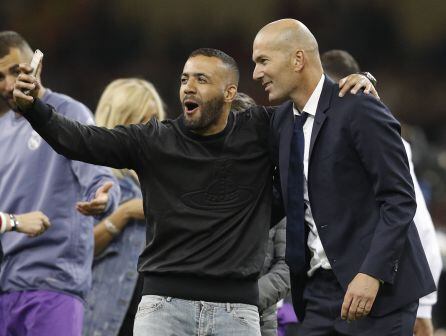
232 305 260 327
135 295 165 318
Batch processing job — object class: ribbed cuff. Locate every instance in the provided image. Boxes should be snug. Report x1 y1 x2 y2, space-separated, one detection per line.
22 98 53 128
416 304 432 319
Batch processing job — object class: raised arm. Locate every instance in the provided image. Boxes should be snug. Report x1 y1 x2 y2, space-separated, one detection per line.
14 65 143 170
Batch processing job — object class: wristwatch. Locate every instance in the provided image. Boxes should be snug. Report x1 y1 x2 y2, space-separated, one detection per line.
359 71 377 87
9 214 20 231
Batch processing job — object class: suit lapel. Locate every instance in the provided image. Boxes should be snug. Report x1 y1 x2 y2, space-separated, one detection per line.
277 101 294 212
309 77 336 160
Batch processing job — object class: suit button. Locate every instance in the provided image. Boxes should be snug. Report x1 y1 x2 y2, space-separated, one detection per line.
320 225 328 229
393 260 399 272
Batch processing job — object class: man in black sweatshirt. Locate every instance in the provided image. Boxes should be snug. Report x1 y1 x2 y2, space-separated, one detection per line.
13 48 370 336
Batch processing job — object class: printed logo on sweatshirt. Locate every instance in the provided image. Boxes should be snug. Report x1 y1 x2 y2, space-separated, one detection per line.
28 131 42 150
181 160 254 210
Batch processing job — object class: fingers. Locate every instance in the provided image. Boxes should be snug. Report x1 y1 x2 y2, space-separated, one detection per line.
363 82 372 95
354 299 368 320
338 77 350 97
76 201 106 216
363 297 374 316
347 296 361 321
349 79 367 95
338 77 347 88
370 86 380 100
338 74 373 97
342 292 369 321
19 63 33 73
13 88 34 102
338 76 363 97
96 182 113 195
15 79 36 93
341 292 353 320
342 294 374 322
41 213 51 229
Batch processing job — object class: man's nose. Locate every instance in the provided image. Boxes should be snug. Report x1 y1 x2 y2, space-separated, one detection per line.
253 65 262 81
183 81 196 94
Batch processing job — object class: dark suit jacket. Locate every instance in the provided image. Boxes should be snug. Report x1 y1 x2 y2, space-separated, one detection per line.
271 77 435 320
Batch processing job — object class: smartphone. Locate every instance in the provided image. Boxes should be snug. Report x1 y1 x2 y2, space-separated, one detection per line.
23 49 43 94
29 49 43 76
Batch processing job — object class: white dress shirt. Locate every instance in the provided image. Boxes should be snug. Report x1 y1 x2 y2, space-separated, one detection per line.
293 74 331 277
403 140 443 318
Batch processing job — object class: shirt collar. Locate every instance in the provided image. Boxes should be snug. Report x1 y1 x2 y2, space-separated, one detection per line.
293 74 325 117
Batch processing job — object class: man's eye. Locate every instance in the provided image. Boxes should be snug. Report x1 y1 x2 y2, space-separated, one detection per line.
11 68 20 76
198 77 207 83
180 78 187 84
261 59 268 65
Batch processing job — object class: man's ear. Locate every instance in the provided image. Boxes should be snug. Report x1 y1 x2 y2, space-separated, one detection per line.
225 84 238 102
293 50 304 72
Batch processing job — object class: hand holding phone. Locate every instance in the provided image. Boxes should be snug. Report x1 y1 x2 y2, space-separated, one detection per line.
23 49 43 94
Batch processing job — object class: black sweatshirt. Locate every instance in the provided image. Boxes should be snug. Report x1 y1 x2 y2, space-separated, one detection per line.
24 99 276 305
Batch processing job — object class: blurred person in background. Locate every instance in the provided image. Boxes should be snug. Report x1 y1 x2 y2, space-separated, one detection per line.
0 31 120 336
83 78 165 336
253 19 435 335
232 92 290 336
13 46 372 336
321 48 443 336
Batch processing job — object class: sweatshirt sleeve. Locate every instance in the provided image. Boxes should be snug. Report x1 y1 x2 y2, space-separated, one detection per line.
22 98 145 171
49 97 121 217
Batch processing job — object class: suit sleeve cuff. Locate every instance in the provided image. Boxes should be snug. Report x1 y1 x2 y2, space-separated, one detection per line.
21 98 53 128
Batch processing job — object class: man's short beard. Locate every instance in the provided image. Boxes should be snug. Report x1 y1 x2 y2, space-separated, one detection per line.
0 94 17 112
183 96 225 132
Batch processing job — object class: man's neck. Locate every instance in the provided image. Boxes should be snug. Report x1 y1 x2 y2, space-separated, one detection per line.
290 70 323 111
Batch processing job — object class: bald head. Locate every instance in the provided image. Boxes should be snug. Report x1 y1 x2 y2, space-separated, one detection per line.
255 19 319 56
252 19 324 107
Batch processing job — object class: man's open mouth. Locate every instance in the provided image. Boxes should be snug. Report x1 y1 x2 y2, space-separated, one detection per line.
184 100 200 114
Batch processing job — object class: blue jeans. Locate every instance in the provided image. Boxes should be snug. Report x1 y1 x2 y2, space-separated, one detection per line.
134 295 261 336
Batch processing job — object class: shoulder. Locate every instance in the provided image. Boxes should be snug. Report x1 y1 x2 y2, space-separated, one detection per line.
43 90 94 125
234 104 284 126
122 116 175 142
331 90 397 125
